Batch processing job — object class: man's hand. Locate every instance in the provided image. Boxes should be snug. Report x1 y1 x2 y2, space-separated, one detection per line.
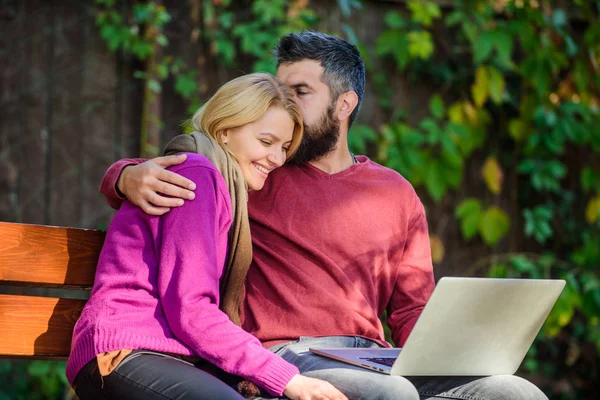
117 154 197 216
284 375 348 400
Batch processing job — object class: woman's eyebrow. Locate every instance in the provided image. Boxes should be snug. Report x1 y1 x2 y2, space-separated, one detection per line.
259 132 280 140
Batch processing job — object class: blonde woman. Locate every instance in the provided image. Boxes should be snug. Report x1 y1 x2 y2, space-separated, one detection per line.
66 73 347 400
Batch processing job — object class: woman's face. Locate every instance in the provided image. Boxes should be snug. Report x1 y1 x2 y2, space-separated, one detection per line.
222 106 295 191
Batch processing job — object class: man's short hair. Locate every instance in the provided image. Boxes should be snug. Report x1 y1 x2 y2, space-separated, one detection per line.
274 31 366 127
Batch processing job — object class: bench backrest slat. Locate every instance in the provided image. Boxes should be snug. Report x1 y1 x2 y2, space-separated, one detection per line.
0 222 104 286
0 222 105 359
0 294 87 358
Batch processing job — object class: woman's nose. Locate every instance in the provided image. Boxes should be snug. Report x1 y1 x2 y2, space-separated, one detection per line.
268 149 285 167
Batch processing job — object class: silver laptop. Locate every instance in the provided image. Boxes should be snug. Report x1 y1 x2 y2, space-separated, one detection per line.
310 277 565 376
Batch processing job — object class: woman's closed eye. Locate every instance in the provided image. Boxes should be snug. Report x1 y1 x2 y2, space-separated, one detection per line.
260 139 272 146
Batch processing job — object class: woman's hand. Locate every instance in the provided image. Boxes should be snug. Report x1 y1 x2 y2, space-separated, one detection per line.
283 375 348 400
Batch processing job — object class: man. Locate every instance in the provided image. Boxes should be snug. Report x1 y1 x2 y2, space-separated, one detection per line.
101 32 548 399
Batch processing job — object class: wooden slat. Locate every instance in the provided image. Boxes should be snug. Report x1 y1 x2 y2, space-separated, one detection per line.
0 294 85 358
0 222 104 286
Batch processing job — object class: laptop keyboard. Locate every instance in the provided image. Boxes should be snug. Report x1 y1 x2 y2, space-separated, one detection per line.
360 357 396 367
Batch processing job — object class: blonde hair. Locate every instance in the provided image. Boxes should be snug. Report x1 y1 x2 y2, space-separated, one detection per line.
191 73 303 159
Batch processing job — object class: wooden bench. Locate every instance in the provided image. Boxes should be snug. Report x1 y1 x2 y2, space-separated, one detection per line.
0 221 105 360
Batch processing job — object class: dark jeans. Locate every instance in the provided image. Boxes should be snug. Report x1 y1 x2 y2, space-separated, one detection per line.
74 350 244 400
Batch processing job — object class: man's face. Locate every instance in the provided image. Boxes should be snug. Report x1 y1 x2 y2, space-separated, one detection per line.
276 60 331 128
276 60 340 164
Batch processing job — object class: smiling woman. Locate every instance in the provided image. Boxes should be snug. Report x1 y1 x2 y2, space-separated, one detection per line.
191 73 303 174
64 73 347 400
220 106 297 190
188 73 303 191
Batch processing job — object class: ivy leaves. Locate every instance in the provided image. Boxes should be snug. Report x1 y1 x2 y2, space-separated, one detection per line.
375 1 441 70
456 199 510 247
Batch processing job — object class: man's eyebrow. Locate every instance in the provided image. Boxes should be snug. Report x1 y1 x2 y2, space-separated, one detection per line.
289 83 311 90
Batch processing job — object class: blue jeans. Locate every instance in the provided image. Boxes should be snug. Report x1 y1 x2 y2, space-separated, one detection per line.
259 336 548 400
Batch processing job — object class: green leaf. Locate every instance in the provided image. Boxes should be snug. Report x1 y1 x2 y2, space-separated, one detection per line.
493 30 513 68
581 168 600 193
133 4 152 23
156 63 168 79
573 58 590 93
219 12 235 29
214 37 236 64
444 10 464 27
156 34 168 47
342 23 360 46
252 0 286 23
510 256 541 278
384 11 406 29
425 159 448 202
27 361 51 377
456 198 482 218
479 206 511 246
488 263 508 278
473 31 494 64
175 72 197 98
337 0 362 17
420 118 442 144
408 30 434 59
376 30 411 69
586 196 600 224
482 156 504 195
509 119 529 142
471 66 489 107
488 66 505 104
408 0 441 27
429 94 445 119
523 206 554 244
456 198 483 240
253 58 276 74
133 70 146 79
147 79 162 93
517 158 536 174
349 124 377 154
552 9 567 28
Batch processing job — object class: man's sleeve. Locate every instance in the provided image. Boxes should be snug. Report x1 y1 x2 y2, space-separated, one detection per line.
100 158 145 210
100 134 199 210
386 195 435 347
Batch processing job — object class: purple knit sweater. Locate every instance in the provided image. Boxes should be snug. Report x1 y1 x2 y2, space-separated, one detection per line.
66 154 298 396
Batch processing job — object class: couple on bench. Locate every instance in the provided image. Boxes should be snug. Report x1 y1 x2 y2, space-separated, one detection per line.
66 32 548 400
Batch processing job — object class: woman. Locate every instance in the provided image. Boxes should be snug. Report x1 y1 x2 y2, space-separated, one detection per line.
66 73 346 400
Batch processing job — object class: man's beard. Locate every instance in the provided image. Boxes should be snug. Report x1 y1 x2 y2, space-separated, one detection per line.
288 104 340 165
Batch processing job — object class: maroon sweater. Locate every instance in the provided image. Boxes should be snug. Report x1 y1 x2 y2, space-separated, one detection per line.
101 156 434 348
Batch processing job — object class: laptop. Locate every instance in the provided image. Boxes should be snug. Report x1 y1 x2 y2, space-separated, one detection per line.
309 277 565 376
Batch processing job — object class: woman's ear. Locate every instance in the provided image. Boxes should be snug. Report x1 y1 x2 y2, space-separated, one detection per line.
220 129 230 144
336 91 359 123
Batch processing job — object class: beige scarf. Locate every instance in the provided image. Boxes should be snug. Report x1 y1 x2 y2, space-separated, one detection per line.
165 132 252 326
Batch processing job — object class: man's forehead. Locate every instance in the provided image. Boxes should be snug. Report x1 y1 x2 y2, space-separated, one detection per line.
276 60 324 85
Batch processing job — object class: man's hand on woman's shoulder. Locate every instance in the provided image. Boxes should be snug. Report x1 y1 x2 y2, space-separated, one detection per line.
118 154 197 216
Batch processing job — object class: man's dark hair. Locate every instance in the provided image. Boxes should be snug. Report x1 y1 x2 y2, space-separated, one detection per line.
274 31 365 128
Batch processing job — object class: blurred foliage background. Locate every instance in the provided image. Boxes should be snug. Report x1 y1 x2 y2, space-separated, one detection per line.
1 0 599 399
